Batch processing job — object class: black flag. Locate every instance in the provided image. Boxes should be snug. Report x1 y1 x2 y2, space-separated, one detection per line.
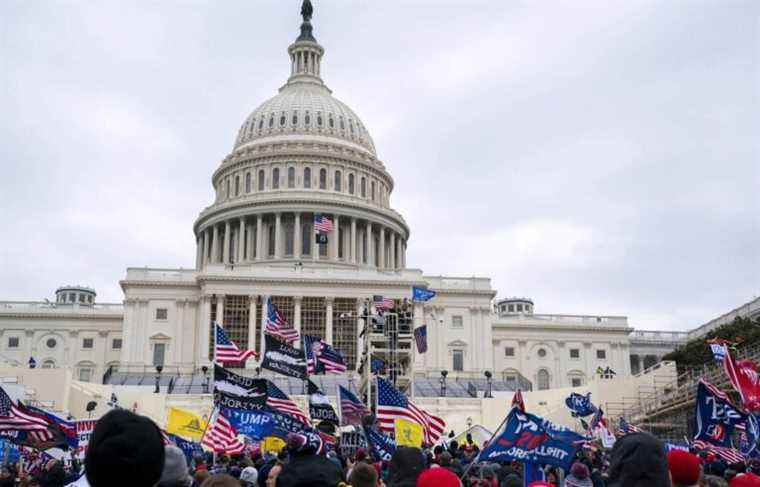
214 364 268 399
308 380 339 423
261 335 307 380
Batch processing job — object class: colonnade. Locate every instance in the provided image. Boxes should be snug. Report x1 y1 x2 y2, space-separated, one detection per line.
195 212 406 270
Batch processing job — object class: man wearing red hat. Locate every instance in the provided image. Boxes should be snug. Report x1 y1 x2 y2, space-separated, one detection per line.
668 450 702 487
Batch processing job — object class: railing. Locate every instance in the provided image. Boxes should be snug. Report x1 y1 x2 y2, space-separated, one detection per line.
630 330 689 342
0 301 123 311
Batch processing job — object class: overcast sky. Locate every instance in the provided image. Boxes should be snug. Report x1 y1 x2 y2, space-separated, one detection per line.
1 1 758 331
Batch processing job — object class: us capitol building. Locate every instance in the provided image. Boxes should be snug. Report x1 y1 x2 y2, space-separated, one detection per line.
0 3 692 397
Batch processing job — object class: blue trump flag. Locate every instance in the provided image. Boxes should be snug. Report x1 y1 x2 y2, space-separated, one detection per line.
412 287 436 302
695 379 747 448
565 392 597 417
479 408 585 470
741 415 760 458
363 426 396 462
224 408 276 441
167 434 204 463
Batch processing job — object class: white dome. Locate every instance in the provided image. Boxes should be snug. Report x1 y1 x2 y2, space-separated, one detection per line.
234 83 377 156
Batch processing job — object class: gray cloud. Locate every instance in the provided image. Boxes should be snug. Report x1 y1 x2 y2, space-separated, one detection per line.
1 1 757 331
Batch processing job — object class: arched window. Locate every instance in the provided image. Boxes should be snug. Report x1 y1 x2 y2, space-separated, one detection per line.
235 175 240 196
284 221 294 256
288 167 295 188
272 168 280 189
225 178 230 199
537 369 550 390
305 111 311 125
258 170 265 191
301 219 312 256
319 168 327 189
361 177 366 197
279 113 286 126
334 171 342 192
267 225 275 257
245 172 251 193
41 359 56 369
292 112 298 126
348 174 355 194
371 181 376 201
303 167 311 188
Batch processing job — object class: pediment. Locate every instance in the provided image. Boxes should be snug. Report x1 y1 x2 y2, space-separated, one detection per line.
447 339 468 347
149 332 172 341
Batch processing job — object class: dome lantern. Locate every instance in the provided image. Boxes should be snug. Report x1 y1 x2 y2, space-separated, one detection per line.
286 0 325 89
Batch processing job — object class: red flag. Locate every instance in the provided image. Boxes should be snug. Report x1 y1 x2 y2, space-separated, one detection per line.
511 389 525 413
723 349 760 412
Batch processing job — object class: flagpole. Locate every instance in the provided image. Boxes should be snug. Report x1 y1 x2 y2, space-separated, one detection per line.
459 408 512 482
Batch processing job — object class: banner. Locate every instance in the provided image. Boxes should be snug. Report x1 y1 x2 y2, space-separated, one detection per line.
363 426 396 462
262 436 286 454
215 390 267 412
261 335 307 380
394 418 424 447
695 380 748 448
308 380 339 423
339 430 368 458
0 438 20 464
214 364 268 399
224 408 275 440
74 419 97 456
565 392 597 417
741 414 760 457
412 286 436 302
166 407 208 442
167 434 204 464
479 408 584 470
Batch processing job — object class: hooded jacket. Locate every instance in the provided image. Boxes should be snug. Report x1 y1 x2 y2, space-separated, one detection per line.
607 433 671 487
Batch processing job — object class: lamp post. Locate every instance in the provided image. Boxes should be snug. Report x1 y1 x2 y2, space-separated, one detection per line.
440 370 448 397
484 370 493 398
201 365 209 393
154 365 163 394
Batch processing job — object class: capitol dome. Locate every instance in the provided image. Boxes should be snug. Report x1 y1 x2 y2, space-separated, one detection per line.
192 1 409 272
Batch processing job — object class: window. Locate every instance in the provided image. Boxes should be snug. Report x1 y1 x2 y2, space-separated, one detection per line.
361 177 366 197
245 172 251 193
570 348 580 359
235 175 240 196
46 338 56 349
571 378 582 387
155 308 168 320
517 304 523 312
305 111 311 125
284 221 294 256
269 115 274 127
272 168 280 189
348 174 355 194
292 112 298 125
317 113 323 126
225 178 230 199
268 225 275 257
371 181 376 201
78 368 93 382
334 171 342 191
537 348 547 358
153 343 166 367
304 167 311 188
68 293 75 302
42 360 55 369
82 338 94 349
112 338 123 350
7 337 19 348
451 315 463 329
288 167 295 188
505 347 515 357
258 170 265 191
596 349 606 359
328 115 334 128
537 369 550 390
301 219 312 256
508 304 514 312
319 168 326 189
79 294 86 303
453 350 464 372
279 114 286 126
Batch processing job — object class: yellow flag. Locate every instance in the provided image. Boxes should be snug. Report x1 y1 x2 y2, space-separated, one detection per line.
394 418 423 447
166 407 207 441
262 436 286 454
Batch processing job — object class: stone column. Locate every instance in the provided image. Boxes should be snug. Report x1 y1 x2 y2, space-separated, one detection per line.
247 296 257 369
402 240 407 268
246 222 254 261
274 213 282 259
260 296 268 355
202 229 210 267
211 225 219 264
238 218 245 263
294 213 302 259
379 227 386 269
396 237 402 270
312 213 319 261
195 236 202 269
174 301 185 365
332 215 340 260
389 232 396 269
256 215 263 260
222 220 231 264
216 295 226 328
365 222 373 267
325 297 334 343
350 218 357 264
198 296 212 364
356 300 365 372
293 296 303 336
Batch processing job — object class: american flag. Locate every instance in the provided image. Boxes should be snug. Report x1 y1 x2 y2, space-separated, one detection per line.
376 377 445 445
0 387 49 433
692 439 745 464
27 406 76 445
338 386 368 426
314 214 334 233
201 408 244 455
266 380 310 425
304 335 347 374
414 326 427 354
373 295 394 311
618 417 641 435
265 298 299 343
214 322 258 364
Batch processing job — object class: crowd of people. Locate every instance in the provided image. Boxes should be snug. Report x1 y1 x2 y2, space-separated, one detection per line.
2 409 760 487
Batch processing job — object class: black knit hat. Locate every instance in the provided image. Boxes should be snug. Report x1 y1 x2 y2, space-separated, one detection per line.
85 409 165 487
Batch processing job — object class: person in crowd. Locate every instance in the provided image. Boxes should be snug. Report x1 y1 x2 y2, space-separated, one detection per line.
668 450 701 487
565 462 593 487
388 447 425 487
276 432 342 487
0 467 14 487
84 408 166 487
159 445 193 487
200 474 242 487
264 462 282 487
239 466 257 487
606 432 670 487
349 462 379 487
730 473 760 487
194 469 211 487
416 467 461 487
702 475 728 487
